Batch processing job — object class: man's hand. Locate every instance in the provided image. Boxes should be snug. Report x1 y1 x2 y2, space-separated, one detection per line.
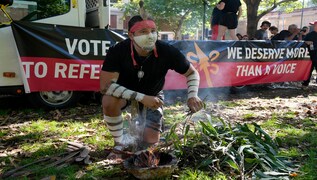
187 96 203 113
141 95 164 110
305 41 313 45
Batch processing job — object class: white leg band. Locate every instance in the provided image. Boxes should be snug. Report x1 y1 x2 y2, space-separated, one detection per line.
104 115 123 143
186 70 200 99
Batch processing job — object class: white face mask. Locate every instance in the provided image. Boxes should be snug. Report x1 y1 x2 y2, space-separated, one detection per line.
133 32 157 51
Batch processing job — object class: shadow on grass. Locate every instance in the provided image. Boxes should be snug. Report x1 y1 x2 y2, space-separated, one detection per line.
1 144 138 179
1 132 44 146
0 127 137 179
0 104 103 127
0 132 66 179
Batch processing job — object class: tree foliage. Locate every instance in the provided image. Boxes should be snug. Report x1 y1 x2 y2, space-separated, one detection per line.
116 0 217 39
21 0 70 21
244 0 301 38
117 0 305 39
35 0 69 18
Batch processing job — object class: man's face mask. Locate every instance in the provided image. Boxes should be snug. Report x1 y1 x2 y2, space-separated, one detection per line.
133 32 158 51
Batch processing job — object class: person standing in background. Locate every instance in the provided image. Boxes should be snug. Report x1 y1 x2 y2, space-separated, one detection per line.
210 1 224 40
269 26 278 39
255 21 271 40
301 26 309 39
271 24 303 41
288 24 303 40
216 0 242 40
302 21 317 89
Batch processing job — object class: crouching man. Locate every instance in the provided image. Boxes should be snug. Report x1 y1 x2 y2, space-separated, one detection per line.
99 15 203 160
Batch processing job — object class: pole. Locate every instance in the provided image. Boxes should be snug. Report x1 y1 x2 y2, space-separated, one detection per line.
300 0 304 28
202 0 207 40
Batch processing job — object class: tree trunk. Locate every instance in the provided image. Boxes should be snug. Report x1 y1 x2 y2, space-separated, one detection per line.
175 22 183 40
244 0 261 39
175 10 191 40
244 0 298 39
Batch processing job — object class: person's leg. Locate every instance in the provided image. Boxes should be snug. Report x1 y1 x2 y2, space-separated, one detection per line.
303 54 317 86
139 91 164 150
217 25 227 40
302 67 313 87
302 64 313 87
313 58 317 83
211 25 219 40
227 14 238 40
229 29 238 40
102 95 127 159
140 107 163 150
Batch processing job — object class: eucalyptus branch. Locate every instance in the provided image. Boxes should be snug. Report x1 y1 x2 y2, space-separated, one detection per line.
257 0 297 20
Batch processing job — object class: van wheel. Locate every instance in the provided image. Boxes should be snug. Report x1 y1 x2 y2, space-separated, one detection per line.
230 85 246 94
28 91 82 109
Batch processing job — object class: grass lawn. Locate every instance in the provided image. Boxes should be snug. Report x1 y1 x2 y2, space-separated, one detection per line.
0 93 317 179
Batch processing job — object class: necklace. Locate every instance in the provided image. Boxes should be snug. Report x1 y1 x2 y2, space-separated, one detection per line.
137 66 144 81
130 41 158 81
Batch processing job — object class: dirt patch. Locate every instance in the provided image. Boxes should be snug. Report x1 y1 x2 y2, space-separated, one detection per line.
1 82 317 125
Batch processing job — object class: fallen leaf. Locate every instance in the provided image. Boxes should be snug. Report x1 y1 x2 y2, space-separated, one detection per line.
75 170 86 179
290 172 298 177
40 175 56 180
0 153 8 157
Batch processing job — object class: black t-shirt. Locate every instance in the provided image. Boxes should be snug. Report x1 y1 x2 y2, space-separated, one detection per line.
271 30 292 40
102 39 190 96
304 31 317 51
220 0 241 13
255 29 268 40
211 6 224 25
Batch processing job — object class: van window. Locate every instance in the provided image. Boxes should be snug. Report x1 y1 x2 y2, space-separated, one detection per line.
0 0 70 22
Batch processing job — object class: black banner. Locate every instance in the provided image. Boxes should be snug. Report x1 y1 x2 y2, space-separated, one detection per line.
11 21 312 92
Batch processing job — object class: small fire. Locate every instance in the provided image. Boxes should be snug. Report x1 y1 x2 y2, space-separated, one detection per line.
133 148 160 167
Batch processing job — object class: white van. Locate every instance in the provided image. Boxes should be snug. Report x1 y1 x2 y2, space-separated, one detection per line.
0 0 110 108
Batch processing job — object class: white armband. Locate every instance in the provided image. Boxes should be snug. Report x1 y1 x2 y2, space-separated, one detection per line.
102 81 145 102
186 70 200 99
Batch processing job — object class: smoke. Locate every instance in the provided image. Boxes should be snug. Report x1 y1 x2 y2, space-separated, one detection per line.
121 102 147 151
163 87 234 105
120 87 243 151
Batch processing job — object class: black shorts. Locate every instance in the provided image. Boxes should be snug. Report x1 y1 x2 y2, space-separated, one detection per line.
123 91 164 132
219 13 238 29
140 106 163 132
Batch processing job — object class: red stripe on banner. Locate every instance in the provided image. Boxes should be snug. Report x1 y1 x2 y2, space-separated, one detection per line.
21 57 312 92
20 57 103 92
164 60 312 90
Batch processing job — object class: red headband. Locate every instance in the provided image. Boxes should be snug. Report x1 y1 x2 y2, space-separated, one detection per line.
129 20 156 33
